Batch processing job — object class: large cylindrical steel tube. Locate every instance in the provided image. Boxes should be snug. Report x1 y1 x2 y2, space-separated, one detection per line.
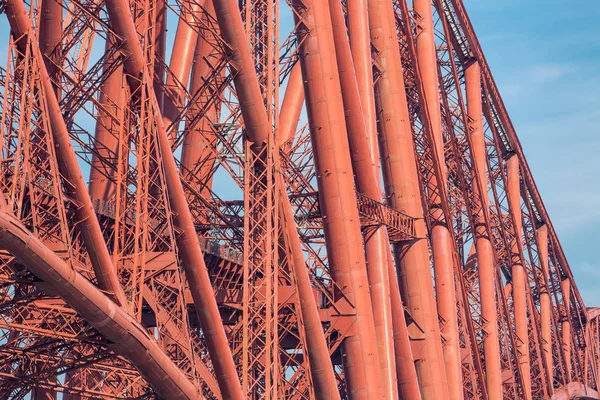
89 38 125 201
292 0 383 396
279 178 341 400
277 62 304 148
412 1 458 397
466 60 502 400
537 224 552 388
506 154 532 399
182 1 223 199
211 0 269 144
0 211 199 400
368 0 447 397
101 0 244 395
327 0 397 395
39 0 62 96
162 0 204 141
561 278 572 382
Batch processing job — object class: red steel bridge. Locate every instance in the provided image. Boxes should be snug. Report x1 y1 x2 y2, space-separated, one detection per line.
0 0 597 398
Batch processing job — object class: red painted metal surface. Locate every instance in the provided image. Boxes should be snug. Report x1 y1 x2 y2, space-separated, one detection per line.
0 0 597 398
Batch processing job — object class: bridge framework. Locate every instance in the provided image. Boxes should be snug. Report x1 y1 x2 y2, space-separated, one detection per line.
0 0 597 398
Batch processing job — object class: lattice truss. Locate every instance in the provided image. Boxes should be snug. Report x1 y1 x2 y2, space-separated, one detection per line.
0 0 597 398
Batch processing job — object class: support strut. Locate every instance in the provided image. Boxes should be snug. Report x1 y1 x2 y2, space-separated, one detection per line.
292 0 383 396
327 0 397 395
368 0 443 397
279 177 340 400
506 154 532 399
465 60 502 400
537 223 553 390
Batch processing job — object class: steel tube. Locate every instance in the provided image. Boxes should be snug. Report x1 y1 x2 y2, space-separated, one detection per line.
153 0 167 110
506 154 532 399
0 210 199 400
162 0 204 140
368 0 447 397
292 0 383 396
537 224 553 388
347 0 378 161
5 0 127 306
387 250 421 400
412 1 458 397
465 61 502 400
89 38 125 201
276 62 304 148
101 0 244 395
346 1 411 396
156 94 244 400
561 278 572 382
211 0 269 144
39 0 61 95
278 177 340 400
328 0 396 395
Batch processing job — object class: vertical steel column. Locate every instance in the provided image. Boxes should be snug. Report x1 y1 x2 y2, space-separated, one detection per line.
153 0 167 110
89 38 125 201
328 0 397 395
346 2 414 397
367 0 448 397
387 250 421 399
465 61 502 400
561 277 572 382
506 153 532 399
278 177 340 400
5 0 127 307
292 0 383 396
346 0 378 159
367 0 431 397
412 1 458 398
537 223 552 390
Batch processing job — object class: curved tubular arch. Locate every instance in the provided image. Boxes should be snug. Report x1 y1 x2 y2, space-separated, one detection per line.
0 211 200 400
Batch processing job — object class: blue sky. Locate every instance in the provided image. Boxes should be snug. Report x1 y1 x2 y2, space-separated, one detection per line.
463 0 600 304
1 1 599 304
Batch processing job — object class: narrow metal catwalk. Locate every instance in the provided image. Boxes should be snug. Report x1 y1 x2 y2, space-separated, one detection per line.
0 0 597 398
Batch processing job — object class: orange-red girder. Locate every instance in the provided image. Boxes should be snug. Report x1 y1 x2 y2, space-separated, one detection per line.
413 1 458 398
89 37 125 201
162 0 204 139
537 223 553 388
369 0 447 398
212 0 270 145
277 63 304 148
